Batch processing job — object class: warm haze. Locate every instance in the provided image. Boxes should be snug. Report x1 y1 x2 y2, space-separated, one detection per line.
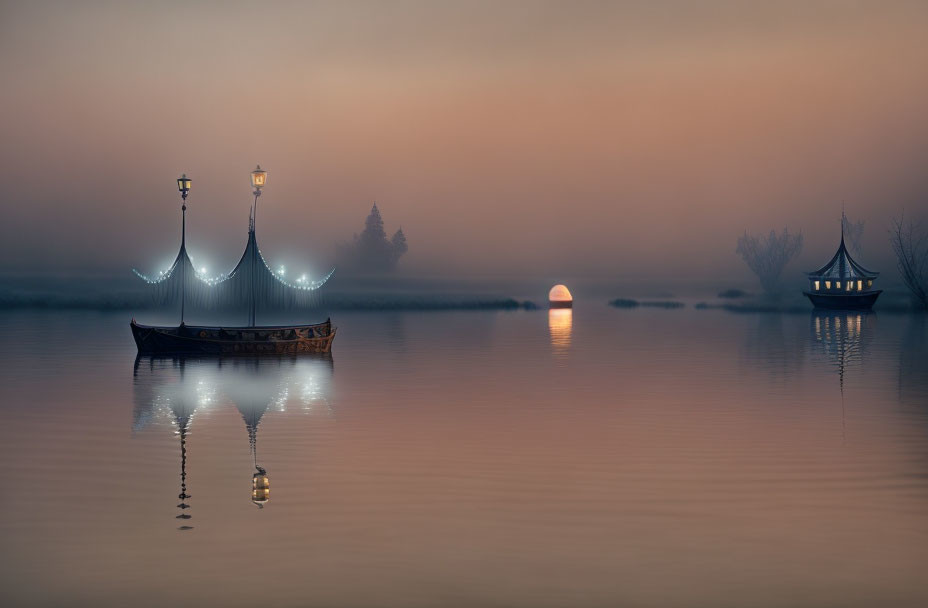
1 0 926 281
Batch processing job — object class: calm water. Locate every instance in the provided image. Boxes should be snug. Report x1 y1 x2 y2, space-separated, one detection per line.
1 306 927 607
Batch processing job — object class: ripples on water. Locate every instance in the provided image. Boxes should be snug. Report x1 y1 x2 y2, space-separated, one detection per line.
0 308 927 607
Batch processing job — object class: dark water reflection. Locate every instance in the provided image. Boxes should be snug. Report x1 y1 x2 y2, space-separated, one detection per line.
740 313 807 381
899 315 928 408
1 308 927 607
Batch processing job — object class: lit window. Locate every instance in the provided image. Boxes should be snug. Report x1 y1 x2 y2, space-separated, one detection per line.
814 280 820 290
825 281 832 289
867 280 873 288
857 280 862 291
836 281 842 289
846 282 851 291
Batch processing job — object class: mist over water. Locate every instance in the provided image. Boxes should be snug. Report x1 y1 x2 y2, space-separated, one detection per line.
2 1 927 279
2 2 928 606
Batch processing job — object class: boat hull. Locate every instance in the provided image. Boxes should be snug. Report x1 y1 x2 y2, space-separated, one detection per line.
803 290 882 310
131 319 336 355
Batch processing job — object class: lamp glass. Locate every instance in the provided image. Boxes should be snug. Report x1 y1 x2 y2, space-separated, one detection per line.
251 166 268 189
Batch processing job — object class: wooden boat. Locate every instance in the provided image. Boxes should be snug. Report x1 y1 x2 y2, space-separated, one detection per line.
132 168 339 357
803 290 881 311
131 318 336 355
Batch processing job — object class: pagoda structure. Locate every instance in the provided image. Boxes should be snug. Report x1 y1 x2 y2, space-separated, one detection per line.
804 216 881 310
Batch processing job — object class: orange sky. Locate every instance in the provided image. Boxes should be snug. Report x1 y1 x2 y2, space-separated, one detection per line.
1 1 926 279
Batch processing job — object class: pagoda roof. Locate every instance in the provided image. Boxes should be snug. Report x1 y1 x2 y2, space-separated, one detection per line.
808 233 878 280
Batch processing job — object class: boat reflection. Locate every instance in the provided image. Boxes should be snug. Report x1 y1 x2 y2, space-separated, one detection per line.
548 308 572 354
810 311 875 390
132 355 334 521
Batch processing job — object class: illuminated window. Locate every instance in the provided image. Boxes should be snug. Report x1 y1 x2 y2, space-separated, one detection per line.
867 280 873 288
846 282 852 291
814 280 820 290
836 281 842 289
825 281 832 289
857 280 862 291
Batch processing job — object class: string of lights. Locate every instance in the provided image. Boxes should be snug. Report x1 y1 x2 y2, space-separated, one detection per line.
133 242 334 290
133 167 335 312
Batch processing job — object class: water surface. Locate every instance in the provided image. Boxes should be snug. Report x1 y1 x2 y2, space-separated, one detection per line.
1 307 926 607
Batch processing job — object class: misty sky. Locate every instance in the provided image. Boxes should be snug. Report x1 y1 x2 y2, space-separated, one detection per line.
1 1 926 280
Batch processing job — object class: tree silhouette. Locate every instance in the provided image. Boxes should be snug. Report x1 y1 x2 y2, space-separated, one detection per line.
391 228 407 263
736 227 803 295
889 213 928 309
361 204 387 243
336 204 409 273
842 213 865 256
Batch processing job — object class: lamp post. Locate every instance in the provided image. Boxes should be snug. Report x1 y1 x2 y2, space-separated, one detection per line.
250 165 267 227
176 174 192 325
248 165 267 327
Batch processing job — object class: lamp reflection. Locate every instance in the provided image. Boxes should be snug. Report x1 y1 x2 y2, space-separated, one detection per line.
548 308 572 354
133 358 218 530
132 355 334 520
224 360 284 508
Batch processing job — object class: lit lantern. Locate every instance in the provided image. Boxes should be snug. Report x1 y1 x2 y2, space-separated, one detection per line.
548 284 573 309
250 165 268 191
176 174 192 200
252 466 270 507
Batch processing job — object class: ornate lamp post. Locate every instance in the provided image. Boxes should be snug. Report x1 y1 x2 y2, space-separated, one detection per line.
250 164 268 226
176 174 192 325
248 165 267 327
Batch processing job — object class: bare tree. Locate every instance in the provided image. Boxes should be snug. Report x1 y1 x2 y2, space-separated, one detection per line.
842 214 865 256
889 214 928 309
736 228 804 295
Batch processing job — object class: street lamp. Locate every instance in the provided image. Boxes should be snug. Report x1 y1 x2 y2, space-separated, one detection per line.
249 164 268 228
251 165 268 195
177 174 192 325
177 173 192 200
248 165 268 327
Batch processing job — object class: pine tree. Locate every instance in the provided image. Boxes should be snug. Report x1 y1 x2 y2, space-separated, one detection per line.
360 204 386 243
391 228 408 262
337 203 408 273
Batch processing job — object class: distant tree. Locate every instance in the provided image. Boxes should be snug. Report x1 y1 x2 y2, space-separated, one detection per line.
736 227 804 295
357 204 393 271
336 203 408 273
361 203 387 244
889 213 928 309
391 228 407 263
842 213 865 256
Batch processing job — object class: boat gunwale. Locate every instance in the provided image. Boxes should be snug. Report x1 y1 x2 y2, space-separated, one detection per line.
133 325 336 346
801 289 883 299
130 319 332 332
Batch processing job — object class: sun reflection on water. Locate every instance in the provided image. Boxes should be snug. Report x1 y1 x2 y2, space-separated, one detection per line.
548 308 572 353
